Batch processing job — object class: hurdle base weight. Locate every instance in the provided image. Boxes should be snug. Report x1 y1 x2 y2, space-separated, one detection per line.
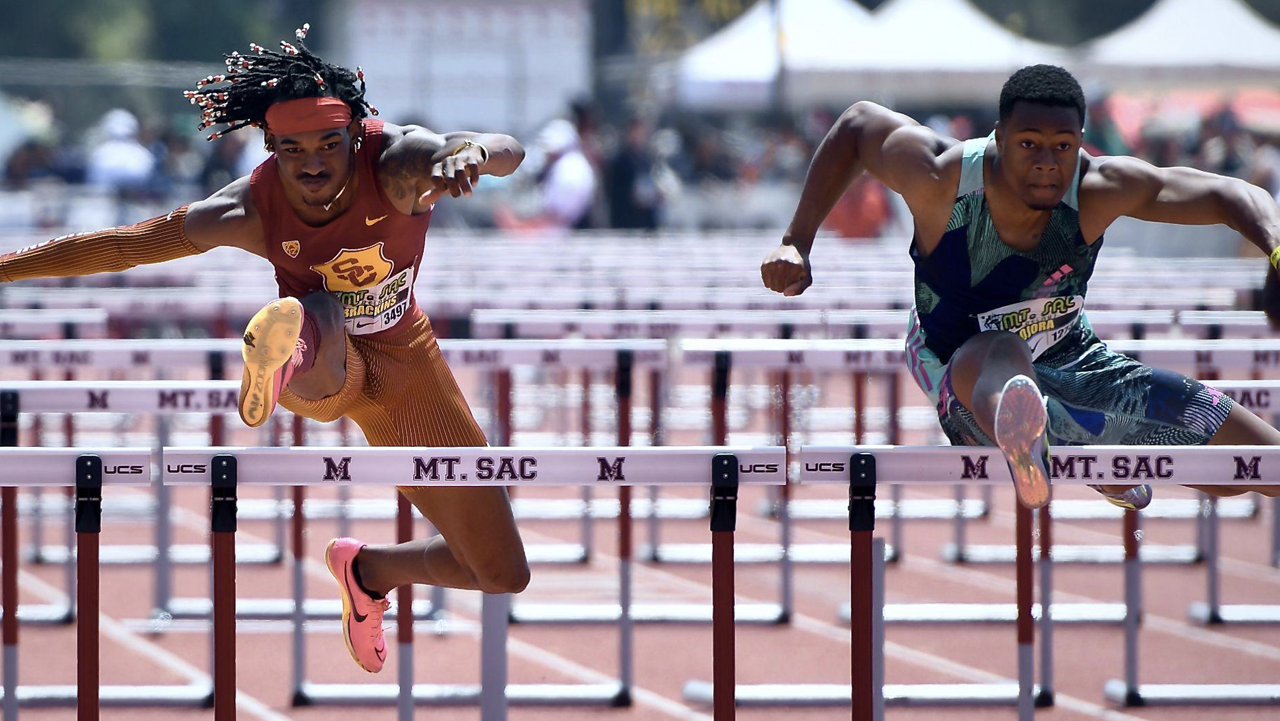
0 682 212 707
0 603 73 626
681 680 1042 707
294 681 628 707
942 543 1201 565
1188 602 1280 626
1105 680 1280 706
161 596 443 622
510 601 788 625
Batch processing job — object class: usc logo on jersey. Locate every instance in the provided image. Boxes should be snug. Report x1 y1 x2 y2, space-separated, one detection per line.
311 243 394 291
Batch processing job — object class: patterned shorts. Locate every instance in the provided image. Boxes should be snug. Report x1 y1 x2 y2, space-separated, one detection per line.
907 320 1234 448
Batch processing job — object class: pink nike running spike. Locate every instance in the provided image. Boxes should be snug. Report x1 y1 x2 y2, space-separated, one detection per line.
995 375 1053 509
325 538 390 673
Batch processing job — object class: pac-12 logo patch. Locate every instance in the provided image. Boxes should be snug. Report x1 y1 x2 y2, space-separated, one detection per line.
281 240 300 258
311 243 394 291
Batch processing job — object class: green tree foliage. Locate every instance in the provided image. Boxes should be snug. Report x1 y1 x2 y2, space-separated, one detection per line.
0 0 326 61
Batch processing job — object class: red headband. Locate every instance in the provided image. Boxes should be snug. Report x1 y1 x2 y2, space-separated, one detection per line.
265 97 352 135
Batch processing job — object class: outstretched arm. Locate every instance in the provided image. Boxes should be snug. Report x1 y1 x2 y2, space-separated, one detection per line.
0 207 203 283
1089 155 1280 255
1087 154 1280 325
762 101 954 296
0 177 265 283
380 125 525 212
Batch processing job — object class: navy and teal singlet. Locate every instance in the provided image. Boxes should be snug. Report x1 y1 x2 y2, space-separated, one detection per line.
904 135 1232 447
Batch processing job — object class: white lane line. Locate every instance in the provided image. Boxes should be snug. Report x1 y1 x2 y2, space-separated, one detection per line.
536 529 1138 721
163 497 706 721
18 570 294 721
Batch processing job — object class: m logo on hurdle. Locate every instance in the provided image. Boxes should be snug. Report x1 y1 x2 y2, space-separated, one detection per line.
0 21 530 676
1234 456 1262 481
763 63 1280 508
323 456 353 482
597 457 627 482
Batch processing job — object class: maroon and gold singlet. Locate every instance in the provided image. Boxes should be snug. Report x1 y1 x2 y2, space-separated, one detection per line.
250 119 430 338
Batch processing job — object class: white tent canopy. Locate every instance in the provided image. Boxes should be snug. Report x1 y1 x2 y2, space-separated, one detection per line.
675 0 875 110
1083 0 1280 88
674 0 1073 109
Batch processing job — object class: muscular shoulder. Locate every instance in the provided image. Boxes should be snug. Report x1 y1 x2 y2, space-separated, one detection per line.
847 102 961 201
1080 153 1161 196
184 176 267 257
376 122 447 208
1076 153 1164 238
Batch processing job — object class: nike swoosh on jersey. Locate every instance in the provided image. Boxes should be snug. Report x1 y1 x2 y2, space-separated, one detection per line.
365 215 388 226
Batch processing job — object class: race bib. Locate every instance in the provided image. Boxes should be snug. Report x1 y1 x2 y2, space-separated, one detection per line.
977 295 1083 360
333 265 414 335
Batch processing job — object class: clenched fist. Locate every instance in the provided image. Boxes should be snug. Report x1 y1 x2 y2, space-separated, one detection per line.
760 243 812 296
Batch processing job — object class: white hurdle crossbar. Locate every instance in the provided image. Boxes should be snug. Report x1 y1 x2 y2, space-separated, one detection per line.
161 445 784 721
0 309 108 339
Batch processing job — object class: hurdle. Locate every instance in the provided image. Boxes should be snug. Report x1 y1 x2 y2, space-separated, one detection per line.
0 338 285 567
1188 379 1280 628
161 444 784 719
0 308 108 339
945 337 1280 567
685 444 1280 719
0 446 215 714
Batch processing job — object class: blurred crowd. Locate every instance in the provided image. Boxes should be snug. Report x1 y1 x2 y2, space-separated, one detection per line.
7 95 1280 237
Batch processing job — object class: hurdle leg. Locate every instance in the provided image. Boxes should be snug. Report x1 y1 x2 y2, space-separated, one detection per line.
646 367 663 559
871 537 885 721
210 455 238 721
396 495 413 721
710 453 739 721
153 417 174 617
581 368 594 562
2 486 17 721
480 592 509 720
336 418 351 539
778 368 794 621
290 486 306 705
62 414 77 623
1124 510 1142 703
75 455 103 721
1203 496 1222 623
2 391 17 721
1015 503 1034 721
617 349 635 704
1272 495 1279 568
849 453 877 721
952 484 967 558
1036 504 1054 707
886 373 903 562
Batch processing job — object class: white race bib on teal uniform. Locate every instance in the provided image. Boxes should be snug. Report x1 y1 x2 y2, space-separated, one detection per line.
977 295 1084 360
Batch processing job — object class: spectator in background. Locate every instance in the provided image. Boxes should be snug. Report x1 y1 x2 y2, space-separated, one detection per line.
3 140 58 189
823 173 891 240
86 109 155 194
1084 95 1130 157
605 118 660 230
201 130 248 197
533 118 597 229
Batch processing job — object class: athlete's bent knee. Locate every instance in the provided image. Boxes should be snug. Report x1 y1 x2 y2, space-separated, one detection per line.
475 562 531 595
300 291 344 338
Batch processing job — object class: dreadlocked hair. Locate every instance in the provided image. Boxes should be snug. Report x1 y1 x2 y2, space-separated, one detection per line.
184 23 378 141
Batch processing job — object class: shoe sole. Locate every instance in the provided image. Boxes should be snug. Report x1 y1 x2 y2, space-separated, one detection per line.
324 539 379 674
995 376 1051 509
238 298 303 428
